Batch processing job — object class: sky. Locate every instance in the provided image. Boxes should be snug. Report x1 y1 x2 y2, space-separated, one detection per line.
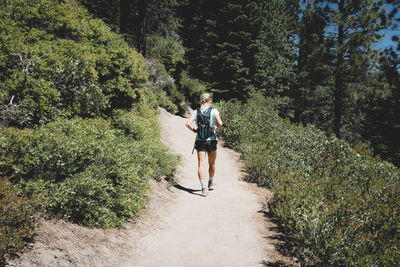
375 3 400 51
298 1 399 52
376 30 398 50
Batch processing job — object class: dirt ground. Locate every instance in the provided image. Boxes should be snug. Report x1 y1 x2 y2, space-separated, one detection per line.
7 108 297 267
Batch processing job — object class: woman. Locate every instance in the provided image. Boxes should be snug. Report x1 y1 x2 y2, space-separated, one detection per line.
185 93 223 197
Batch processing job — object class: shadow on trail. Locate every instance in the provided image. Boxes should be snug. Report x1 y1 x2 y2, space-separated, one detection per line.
260 260 294 267
173 183 203 197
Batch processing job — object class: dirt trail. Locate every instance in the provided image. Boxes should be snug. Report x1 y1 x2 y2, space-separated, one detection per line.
124 108 296 266
8 108 296 267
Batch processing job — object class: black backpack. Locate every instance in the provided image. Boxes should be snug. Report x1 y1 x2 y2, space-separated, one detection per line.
197 107 214 139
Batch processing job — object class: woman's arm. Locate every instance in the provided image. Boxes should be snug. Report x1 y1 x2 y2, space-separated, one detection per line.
185 115 197 133
215 114 223 131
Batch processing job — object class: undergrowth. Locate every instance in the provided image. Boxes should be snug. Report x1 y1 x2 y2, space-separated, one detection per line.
0 177 45 261
217 94 400 266
1 107 179 229
0 0 181 261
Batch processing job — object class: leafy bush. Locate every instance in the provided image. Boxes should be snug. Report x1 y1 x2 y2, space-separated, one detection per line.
271 155 400 265
0 177 45 262
0 110 179 228
0 0 147 126
146 35 185 74
216 93 285 158
218 94 400 265
179 71 205 109
145 58 182 114
0 0 181 262
112 107 180 179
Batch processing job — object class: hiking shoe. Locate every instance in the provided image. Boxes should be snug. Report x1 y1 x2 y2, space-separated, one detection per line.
201 187 209 197
208 179 215 190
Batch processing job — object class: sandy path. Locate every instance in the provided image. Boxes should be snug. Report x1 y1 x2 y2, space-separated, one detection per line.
124 108 293 267
7 108 296 267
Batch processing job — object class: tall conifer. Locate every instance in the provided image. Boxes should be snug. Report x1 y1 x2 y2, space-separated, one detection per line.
178 0 296 100
295 2 335 131
311 0 387 137
252 0 297 99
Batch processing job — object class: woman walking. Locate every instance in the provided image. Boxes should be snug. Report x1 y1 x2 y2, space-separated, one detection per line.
185 93 223 196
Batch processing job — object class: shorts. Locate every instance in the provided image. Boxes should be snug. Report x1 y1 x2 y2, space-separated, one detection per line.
195 140 218 152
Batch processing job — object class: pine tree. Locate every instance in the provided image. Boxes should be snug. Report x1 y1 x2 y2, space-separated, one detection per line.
295 2 335 132
364 49 400 165
252 0 297 99
178 0 296 101
78 0 180 54
313 0 387 138
178 0 250 100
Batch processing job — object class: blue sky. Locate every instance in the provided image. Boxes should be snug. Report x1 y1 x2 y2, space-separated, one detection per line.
376 3 400 51
298 1 399 52
376 30 398 50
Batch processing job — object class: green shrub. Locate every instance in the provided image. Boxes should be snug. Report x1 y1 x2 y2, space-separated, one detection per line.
0 177 45 262
0 1 180 262
145 58 184 114
112 107 180 180
0 0 147 126
271 152 400 266
216 94 284 152
179 70 205 109
146 35 185 74
0 110 179 228
218 94 400 265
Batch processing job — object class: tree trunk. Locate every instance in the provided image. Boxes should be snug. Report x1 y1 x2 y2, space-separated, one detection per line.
333 0 345 138
120 0 129 34
137 0 147 55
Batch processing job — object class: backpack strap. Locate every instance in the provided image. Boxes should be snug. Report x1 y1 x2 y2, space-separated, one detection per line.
204 107 213 116
197 107 213 119
196 108 201 122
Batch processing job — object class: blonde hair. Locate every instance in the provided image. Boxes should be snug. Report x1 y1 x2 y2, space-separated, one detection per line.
200 93 212 104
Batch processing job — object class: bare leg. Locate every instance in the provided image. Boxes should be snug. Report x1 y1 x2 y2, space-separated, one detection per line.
208 150 217 178
197 150 207 181
197 150 209 196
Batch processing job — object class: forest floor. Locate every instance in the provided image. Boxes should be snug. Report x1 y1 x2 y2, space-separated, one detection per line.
7 108 297 267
